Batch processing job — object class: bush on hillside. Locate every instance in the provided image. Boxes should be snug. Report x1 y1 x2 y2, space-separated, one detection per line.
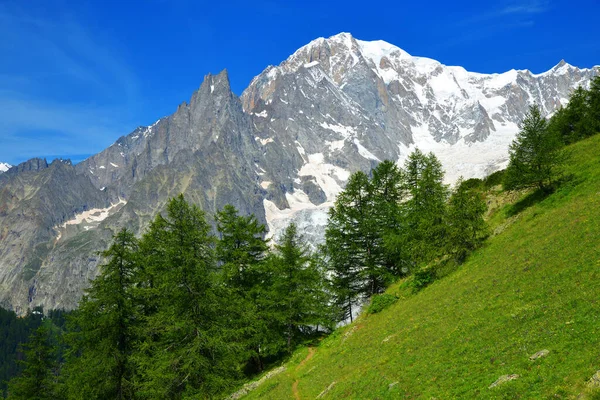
367 294 398 314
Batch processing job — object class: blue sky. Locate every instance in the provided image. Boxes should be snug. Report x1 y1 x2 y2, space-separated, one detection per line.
0 0 598 165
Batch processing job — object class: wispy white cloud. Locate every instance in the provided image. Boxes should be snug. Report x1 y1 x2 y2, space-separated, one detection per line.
438 0 550 49
496 0 549 16
0 3 139 165
457 0 550 25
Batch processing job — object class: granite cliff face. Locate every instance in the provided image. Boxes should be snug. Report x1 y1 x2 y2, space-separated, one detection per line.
0 33 597 313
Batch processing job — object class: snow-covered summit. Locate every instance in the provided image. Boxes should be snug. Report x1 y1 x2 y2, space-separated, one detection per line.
245 32 598 147
241 32 598 245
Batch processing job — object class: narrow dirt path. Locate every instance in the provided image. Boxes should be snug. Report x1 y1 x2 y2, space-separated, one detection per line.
292 347 316 400
298 347 315 369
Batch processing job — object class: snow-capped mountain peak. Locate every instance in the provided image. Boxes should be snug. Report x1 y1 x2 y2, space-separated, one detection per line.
241 32 598 248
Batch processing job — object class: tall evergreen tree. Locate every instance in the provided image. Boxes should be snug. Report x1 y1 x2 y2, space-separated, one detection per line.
547 86 593 144
63 228 139 400
588 76 600 133
0 306 45 397
504 104 565 191
402 149 449 266
215 204 271 373
446 178 488 263
216 204 268 290
7 324 59 400
325 171 385 322
135 195 240 399
371 160 406 275
270 224 330 351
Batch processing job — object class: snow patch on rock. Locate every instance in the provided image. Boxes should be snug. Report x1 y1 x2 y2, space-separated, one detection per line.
55 199 127 241
0 162 12 173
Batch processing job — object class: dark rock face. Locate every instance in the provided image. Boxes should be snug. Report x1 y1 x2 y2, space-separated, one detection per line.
0 33 597 313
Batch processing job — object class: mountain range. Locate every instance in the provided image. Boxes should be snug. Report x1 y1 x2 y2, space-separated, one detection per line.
0 32 597 313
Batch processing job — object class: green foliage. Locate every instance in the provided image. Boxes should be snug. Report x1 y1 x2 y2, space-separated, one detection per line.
324 171 384 322
63 228 139 400
270 224 331 352
446 178 488 263
483 169 505 188
0 307 44 397
588 75 600 132
367 294 397 314
241 133 600 400
547 77 600 145
216 204 269 290
401 149 449 265
6 324 59 400
216 204 273 373
409 266 436 292
325 151 488 322
459 177 483 191
134 194 240 399
504 104 566 191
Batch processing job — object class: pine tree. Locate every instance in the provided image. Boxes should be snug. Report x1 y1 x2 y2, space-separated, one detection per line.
587 76 600 133
548 87 593 144
135 195 240 398
371 160 406 275
446 178 488 263
324 171 385 322
215 204 271 372
270 223 330 352
402 149 449 266
63 228 139 400
504 104 565 191
216 204 268 290
7 324 59 400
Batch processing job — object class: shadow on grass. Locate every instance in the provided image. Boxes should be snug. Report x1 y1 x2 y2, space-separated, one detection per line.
505 173 577 217
506 188 553 217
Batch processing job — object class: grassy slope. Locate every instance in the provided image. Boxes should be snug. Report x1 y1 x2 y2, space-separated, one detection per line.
242 134 600 399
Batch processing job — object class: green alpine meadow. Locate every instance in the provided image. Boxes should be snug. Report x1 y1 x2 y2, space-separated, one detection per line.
239 117 600 400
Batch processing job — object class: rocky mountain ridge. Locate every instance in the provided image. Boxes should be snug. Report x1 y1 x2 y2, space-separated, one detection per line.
0 32 597 313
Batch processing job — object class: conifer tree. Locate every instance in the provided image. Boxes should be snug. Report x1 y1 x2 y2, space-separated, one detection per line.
325 171 384 322
271 223 329 351
402 149 449 266
63 228 139 400
135 195 240 398
7 324 59 400
504 104 565 191
215 204 271 372
548 87 593 144
371 160 406 275
216 204 268 290
446 178 488 263
588 76 600 133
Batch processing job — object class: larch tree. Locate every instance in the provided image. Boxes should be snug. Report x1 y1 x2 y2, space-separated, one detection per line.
7 324 59 400
504 104 565 192
63 228 139 400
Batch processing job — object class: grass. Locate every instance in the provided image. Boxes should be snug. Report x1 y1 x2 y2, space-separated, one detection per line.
238 134 600 399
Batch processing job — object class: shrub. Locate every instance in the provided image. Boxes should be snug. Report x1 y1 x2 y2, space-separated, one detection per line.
410 267 436 292
484 169 505 189
367 294 398 314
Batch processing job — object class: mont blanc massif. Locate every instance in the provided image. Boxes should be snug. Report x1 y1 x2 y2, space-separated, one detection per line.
1 33 598 313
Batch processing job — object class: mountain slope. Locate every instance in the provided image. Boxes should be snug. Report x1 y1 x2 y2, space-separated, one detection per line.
0 33 597 313
240 134 600 399
241 32 598 241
